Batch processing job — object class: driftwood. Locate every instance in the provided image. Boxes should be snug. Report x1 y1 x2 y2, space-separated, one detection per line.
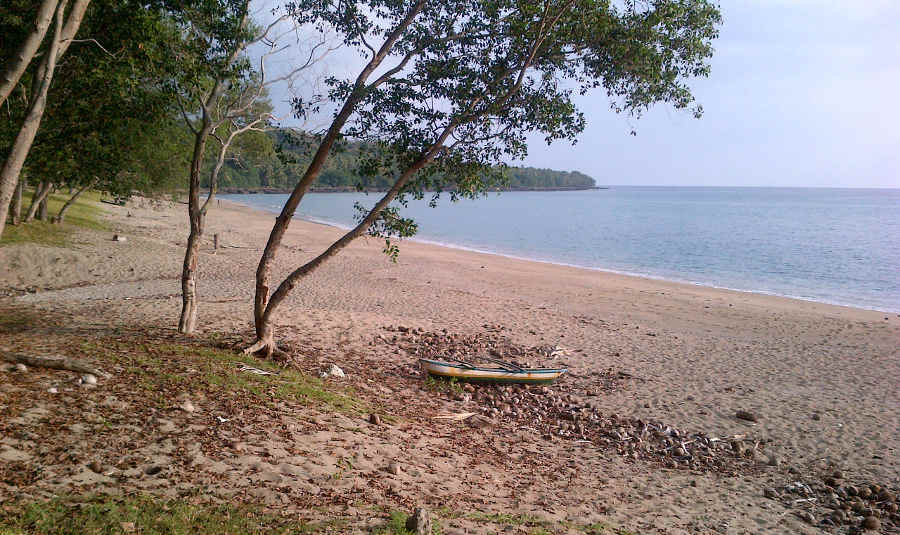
3 353 109 378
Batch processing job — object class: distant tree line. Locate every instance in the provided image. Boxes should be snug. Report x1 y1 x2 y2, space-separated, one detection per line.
214 132 596 191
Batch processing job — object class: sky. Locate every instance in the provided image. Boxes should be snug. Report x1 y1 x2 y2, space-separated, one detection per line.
263 1 900 188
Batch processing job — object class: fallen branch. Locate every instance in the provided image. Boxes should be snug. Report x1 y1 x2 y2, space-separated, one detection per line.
3 353 109 378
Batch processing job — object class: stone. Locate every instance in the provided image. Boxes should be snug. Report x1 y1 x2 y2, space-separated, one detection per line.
15 363 28 372
47 387 58 394
811 413 821 421
735 410 758 422
179 400 196 413
113 234 127 242
767 455 781 467
764 487 779 499
80 374 97 385
144 465 163 476
368 413 381 425
405 508 431 535
797 511 815 524
863 516 880 531
387 462 401 475
320 364 345 379
120 522 136 533
88 461 104 474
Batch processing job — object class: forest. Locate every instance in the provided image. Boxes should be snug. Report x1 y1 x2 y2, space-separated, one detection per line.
216 133 597 191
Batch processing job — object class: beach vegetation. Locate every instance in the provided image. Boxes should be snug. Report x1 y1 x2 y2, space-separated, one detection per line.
245 0 722 358
0 494 331 534
0 188 105 247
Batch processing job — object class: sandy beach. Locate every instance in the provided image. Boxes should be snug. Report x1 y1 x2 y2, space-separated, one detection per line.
2 198 898 534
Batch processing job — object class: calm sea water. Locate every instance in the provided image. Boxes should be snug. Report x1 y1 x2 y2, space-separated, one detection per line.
222 187 900 313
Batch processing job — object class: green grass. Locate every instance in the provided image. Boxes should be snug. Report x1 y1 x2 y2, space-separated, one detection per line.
373 511 441 535
78 339 365 415
1 189 107 247
424 375 463 395
0 494 340 534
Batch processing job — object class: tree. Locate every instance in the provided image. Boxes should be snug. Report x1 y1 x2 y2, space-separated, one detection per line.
0 0 59 106
166 0 332 334
0 0 91 238
245 0 721 357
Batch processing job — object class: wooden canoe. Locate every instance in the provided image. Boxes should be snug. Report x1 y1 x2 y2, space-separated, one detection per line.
419 358 567 385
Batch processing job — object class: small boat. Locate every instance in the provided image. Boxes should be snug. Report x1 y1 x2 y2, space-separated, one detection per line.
419 357 567 385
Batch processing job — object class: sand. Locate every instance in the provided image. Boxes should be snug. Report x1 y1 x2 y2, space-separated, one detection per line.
1 197 898 534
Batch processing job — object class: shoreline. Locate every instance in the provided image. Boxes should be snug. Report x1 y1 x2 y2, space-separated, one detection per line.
3 194 897 533
221 197 899 316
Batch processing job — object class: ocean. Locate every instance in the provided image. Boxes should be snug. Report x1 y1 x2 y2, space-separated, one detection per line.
221 187 900 313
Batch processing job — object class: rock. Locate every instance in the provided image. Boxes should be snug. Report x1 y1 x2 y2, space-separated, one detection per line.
846 485 859 497
15 363 28 372
767 455 781 467
179 400 196 413
320 364 345 379
811 413 821 421
863 516 881 531
144 465 163 476
47 387 58 394
735 410 758 422
369 413 381 425
831 510 846 525
764 487 779 499
797 511 815 524
113 234 127 242
387 462 400 475
832 470 844 479
120 522 136 533
405 508 431 535
88 461 104 474
80 374 97 385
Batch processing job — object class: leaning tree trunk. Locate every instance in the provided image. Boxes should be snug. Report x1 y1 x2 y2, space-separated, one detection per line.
0 2 65 238
24 181 53 222
252 0 427 336
0 0 89 239
247 125 453 357
10 179 24 225
0 0 59 106
38 186 52 220
53 180 91 223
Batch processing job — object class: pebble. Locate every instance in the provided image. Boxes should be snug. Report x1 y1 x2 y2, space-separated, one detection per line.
811 413 821 421
47 387 58 394
144 465 163 476
797 511 815 524
80 374 97 385
369 413 381 425
767 455 781 467
320 364 345 379
863 516 881 530
764 487 779 499
179 400 196 413
88 461 104 474
735 410 758 422
15 363 28 372
387 462 400 475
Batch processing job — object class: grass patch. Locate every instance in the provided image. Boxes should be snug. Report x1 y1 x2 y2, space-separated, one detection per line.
79 339 364 415
0 309 41 334
1 189 107 247
0 494 338 534
424 375 463 395
373 511 441 535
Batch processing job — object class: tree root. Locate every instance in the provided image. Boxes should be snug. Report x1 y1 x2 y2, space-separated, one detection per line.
242 339 288 360
3 353 109 378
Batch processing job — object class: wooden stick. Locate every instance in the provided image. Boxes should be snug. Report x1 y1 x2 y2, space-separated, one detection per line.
3 353 109 378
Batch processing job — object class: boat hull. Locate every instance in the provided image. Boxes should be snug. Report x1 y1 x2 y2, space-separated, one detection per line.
419 359 566 385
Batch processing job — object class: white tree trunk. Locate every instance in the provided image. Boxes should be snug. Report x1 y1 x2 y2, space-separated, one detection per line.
0 0 59 106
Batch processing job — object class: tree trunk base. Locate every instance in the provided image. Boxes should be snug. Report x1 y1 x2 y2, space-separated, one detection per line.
242 337 289 360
